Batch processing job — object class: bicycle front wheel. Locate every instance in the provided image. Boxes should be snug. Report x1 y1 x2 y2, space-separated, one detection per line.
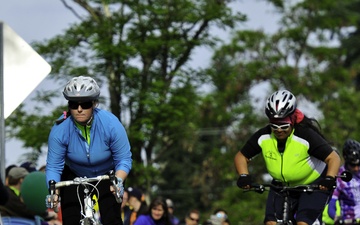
276 221 293 225
83 217 95 225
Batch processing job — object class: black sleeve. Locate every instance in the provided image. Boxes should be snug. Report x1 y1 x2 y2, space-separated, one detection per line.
0 176 9 205
295 126 333 161
240 126 270 159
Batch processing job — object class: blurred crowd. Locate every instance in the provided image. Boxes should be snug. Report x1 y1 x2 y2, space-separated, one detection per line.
121 186 230 225
0 162 60 225
0 162 230 225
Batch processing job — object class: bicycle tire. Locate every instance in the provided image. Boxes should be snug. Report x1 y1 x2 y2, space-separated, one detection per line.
83 217 93 225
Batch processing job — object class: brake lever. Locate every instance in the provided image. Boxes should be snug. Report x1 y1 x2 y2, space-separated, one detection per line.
109 170 122 204
49 180 59 213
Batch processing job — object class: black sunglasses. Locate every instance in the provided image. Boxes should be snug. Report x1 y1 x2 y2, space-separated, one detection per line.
348 163 360 168
189 217 199 222
68 101 93 110
269 123 291 131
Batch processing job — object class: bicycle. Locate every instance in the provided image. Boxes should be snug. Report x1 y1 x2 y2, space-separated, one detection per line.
246 171 352 225
48 170 121 225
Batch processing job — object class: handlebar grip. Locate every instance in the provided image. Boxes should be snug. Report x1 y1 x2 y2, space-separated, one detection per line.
48 180 59 213
49 180 56 192
108 170 122 204
109 170 116 183
243 184 266 193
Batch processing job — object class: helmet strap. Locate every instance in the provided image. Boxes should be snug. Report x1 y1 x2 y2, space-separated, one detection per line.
86 115 93 127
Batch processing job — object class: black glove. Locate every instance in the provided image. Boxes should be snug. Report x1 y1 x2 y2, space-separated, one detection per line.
319 176 336 190
237 174 252 188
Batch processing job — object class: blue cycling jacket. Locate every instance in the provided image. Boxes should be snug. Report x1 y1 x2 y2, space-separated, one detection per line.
46 108 132 186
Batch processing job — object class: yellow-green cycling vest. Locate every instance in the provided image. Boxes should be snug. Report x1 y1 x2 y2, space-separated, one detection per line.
260 129 326 186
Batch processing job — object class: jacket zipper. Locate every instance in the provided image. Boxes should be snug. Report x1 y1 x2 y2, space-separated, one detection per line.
280 153 286 184
84 125 90 159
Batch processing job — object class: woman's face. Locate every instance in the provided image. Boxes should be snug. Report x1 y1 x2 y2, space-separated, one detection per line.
151 205 165 221
68 101 94 125
347 163 360 175
270 123 293 140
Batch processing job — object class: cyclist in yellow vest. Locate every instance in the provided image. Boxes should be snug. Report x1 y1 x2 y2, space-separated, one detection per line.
322 200 340 225
234 90 341 225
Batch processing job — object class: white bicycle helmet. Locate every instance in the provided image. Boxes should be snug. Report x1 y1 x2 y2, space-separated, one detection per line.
265 90 296 119
63 76 100 101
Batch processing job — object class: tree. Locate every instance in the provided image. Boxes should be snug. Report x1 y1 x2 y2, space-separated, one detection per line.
7 0 246 215
204 0 360 223
10 0 360 222
267 0 360 147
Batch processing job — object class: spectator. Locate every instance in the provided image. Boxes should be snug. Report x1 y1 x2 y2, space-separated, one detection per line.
179 209 200 225
134 196 172 225
166 198 180 225
127 187 148 225
0 167 56 222
5 164 17 185
20 161 37 173
122 189 131 225
215 209 230 225
203 209 230 225
38 165 46 173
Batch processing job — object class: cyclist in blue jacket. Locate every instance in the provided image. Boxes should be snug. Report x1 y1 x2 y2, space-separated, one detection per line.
46 76 132 225
234 90 341 225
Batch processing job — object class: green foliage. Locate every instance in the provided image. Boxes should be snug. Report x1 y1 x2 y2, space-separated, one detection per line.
9 0 360 223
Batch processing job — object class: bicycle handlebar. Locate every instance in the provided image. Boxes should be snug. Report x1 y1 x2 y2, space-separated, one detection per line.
247 171 353 194
54 174 111 188
247 183 320 194
48 170 122 207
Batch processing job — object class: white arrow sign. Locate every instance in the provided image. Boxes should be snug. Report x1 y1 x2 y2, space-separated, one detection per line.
2 22 51 118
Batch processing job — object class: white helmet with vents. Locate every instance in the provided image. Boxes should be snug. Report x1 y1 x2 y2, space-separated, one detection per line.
63 76 100 101
265 90 296 119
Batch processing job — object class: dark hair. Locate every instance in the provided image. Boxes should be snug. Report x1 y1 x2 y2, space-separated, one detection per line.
212 208 230 225
213 208 228 215
186 209 200 218
295 116 328 140
5 165 17 177
7 176 22 186
148 196 172 225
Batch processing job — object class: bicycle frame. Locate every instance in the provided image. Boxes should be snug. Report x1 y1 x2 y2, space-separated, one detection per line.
250 183 320 224
49 170 120 225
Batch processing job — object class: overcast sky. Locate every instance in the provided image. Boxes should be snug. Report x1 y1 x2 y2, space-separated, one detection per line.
1 0 280 168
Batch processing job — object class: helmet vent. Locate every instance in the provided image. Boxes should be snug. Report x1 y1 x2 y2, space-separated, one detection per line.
265 90 296 119
63 76 100 101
